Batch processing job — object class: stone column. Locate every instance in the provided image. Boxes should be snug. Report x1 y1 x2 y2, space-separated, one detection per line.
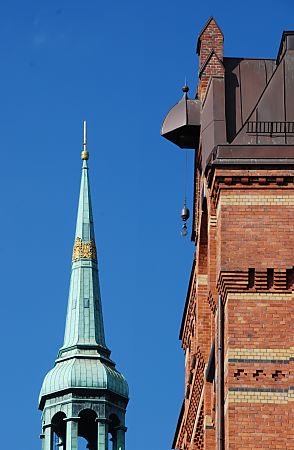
43 425 53 450
64 417 79 450
40 432 45 450
115 426 127 450
97 419 108 450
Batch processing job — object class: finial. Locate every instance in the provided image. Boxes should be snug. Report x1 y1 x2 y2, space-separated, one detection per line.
182 78 189 94
81 119 89 160
84 120 87 146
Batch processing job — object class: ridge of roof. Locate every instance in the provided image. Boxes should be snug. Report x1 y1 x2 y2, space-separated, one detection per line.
223 56 275 62
277 30 294 63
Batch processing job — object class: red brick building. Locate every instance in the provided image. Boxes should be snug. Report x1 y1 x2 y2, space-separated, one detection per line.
161 17 294 449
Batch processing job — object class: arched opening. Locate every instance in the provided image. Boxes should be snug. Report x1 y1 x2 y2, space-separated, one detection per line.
51 412 66 450
78 409 97 450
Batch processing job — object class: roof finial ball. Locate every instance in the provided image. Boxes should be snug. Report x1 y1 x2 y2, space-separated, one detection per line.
81 119 89 160
182 78 189 94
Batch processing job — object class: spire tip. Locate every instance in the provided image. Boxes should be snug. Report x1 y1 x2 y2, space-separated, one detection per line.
81 119 89 160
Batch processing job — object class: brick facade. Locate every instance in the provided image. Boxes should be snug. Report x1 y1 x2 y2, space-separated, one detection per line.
172 18 294 450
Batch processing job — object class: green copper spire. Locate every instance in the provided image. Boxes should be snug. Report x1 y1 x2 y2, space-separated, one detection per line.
74 159 95 241
39 123 128 450
59 121 108 357
75 120 94 241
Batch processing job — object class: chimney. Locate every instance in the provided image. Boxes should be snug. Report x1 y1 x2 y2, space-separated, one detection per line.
196 17 224 102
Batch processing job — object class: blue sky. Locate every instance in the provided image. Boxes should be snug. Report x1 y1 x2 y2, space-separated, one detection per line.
0 1 293 449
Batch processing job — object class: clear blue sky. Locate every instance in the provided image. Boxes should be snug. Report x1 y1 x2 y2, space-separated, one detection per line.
0 1 293 449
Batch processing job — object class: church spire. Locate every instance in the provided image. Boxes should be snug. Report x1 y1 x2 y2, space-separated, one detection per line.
59 121 108 358
39 122 128 450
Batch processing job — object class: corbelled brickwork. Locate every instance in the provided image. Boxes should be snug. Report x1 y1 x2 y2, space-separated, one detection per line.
171 18 294 450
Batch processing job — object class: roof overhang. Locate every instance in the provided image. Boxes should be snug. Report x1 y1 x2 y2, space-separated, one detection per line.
205 144 294 185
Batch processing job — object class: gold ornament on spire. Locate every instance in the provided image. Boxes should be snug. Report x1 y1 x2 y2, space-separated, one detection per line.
72 237 97 261
81 119 89 160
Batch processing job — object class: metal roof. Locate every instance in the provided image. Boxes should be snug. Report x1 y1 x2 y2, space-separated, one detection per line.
39 358 129 407
161 85 201 149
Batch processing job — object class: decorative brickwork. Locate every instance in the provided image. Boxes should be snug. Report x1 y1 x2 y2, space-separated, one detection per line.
217 271 292 301
170 18 294 450
182 275 196 351
207 292 216 315
193 402 204 449
185 349 205 442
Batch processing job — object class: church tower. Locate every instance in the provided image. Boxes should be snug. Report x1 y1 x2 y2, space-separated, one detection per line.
39 122 129 450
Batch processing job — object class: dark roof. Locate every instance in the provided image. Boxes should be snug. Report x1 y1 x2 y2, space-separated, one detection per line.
276 30 294 63
231 44 294 146
223 57 276 143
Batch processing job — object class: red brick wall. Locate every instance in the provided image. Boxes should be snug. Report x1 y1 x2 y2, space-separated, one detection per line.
216 182 294 272
215 170 294 449
172 17 294 450
175 169 294 449
226 404 289 449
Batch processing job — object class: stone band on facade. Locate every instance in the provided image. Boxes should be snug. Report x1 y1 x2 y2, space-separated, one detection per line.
219 193 294 206
72 237 97 261
226 347 293 361
226 387 294 404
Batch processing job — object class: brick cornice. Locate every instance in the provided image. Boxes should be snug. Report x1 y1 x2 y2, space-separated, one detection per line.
217 268 294 304
208 172 294 208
